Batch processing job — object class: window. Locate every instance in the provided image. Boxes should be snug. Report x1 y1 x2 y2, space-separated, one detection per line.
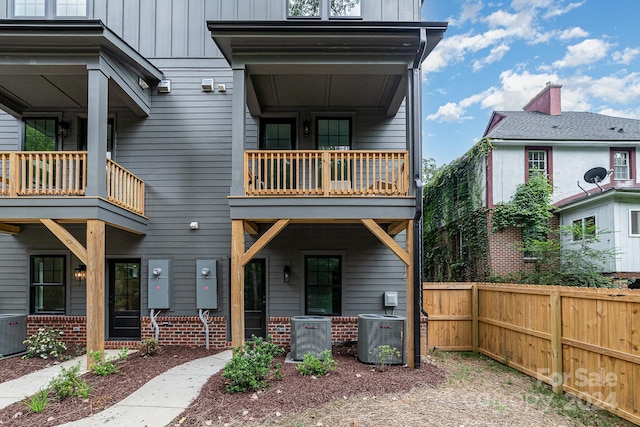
13 0 86 17
330 0 360 17
30 255 66 314
614 151 629 180
288 0 320 17
631 211 640 236
305 255 342 315
260 118 295 150
316 118 351 150
572 216 596 241
528 149 547 178
288 0 360 18
24 118 58 151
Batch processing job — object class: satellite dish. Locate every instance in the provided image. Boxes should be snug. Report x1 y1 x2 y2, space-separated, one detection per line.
583 167 608 184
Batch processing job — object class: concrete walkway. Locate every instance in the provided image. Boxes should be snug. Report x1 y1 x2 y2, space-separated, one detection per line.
55 350 232 427
0 350 125 410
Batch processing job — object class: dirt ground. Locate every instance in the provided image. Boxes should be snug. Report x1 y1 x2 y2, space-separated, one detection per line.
0 344 634 427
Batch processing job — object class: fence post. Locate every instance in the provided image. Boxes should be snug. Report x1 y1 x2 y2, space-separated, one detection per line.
472 283 479 353
550 290 563 395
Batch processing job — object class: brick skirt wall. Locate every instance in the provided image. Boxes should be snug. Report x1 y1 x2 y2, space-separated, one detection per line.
27 315 427 355
26 315 229 350
141 315 229 349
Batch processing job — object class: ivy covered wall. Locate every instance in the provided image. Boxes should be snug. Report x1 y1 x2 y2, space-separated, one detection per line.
423 139 492 281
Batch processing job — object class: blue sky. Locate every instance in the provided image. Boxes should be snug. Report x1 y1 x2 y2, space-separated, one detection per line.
420 0 640 166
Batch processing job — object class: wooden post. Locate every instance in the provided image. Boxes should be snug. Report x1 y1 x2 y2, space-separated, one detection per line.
406 219 415 368
86 219 105 367
231 219 245 349
550 290 563 395
9 152 18 197
472 284 479 353
322 151 330 196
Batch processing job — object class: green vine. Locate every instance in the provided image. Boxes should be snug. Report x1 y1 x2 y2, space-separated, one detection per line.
423 138 492 281
491 173 553 246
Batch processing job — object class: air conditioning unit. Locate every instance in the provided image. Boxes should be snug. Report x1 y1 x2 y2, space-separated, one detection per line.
0 314 27 356
357 314 405 365
290 315 332 361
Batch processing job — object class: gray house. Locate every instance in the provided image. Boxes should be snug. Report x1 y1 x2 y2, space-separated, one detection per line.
0 0 446 368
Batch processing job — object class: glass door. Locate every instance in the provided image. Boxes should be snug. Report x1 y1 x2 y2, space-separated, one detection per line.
108 259 141 339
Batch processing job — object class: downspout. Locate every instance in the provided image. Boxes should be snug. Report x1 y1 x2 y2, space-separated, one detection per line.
411 28 429 369
199 309 210 350
150 309 160 342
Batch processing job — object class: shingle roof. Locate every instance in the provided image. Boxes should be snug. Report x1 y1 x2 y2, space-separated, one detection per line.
484 111 640 141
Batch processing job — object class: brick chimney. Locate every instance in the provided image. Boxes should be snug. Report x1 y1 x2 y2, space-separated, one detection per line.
523 83 562 115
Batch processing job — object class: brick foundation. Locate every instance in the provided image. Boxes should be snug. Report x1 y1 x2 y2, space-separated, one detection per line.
141 315 229 349
26 315 230 350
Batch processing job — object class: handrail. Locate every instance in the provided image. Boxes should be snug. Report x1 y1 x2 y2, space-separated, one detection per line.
107 159 145 215
0 151 86 196
0 152 145 216
244 150 409 197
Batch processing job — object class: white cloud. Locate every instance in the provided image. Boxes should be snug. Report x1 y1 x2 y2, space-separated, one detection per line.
596 107 640 120
544 1 584 18
612 47 640 65
473 44 511 71
552 39 610 68
511 0 553 11
460 1 483 22
558 27 588 40
426 102 473 123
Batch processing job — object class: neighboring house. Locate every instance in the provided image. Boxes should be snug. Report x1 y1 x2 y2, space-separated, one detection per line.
424 84 640 281
0 0 447 368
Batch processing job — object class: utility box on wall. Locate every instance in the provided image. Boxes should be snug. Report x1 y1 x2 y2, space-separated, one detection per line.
196 259 218 309
148 259 170 309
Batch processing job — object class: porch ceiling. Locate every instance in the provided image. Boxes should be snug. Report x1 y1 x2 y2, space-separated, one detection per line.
208 21 447 116
0 20 163 117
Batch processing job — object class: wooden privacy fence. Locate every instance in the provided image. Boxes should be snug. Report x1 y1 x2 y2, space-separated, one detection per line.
423 282 640 425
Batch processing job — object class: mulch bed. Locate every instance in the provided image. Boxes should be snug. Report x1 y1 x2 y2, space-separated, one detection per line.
0 346 215 427
176 343 447 426
1 343 446 427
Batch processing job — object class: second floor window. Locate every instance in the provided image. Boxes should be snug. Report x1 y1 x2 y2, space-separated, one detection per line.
288 0 360 18
613 151 630 180
24 118 58 151
527 149 547 178
13 0 86 17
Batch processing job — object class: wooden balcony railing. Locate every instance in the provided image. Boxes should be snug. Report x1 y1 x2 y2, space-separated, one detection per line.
0 152 145 216
244 150 409 196
107 159 145 216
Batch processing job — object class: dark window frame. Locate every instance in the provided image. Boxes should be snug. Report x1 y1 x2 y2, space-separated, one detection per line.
29 254 66 315
315 117 352 150
23 117 59 151
259 118 296 150
304 255 342 316
610 147 636 181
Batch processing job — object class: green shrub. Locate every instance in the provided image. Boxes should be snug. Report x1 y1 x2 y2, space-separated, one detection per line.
48 365 89 400
23 327 67 360
296 349 337 377
89 348 129 376
23 389 49 413
222 336 284 394
372 345 401 371
139 338 160 356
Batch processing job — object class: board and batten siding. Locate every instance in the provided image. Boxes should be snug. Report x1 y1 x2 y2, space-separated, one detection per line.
261 224 407 317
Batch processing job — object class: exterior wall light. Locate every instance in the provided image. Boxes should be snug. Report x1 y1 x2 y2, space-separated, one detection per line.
283 265 291 282
74 265 86 282
157 79 171 93
303 120 310 137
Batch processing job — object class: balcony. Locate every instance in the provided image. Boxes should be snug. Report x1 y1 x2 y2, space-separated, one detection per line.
244 150 408 197
0 151 145 216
